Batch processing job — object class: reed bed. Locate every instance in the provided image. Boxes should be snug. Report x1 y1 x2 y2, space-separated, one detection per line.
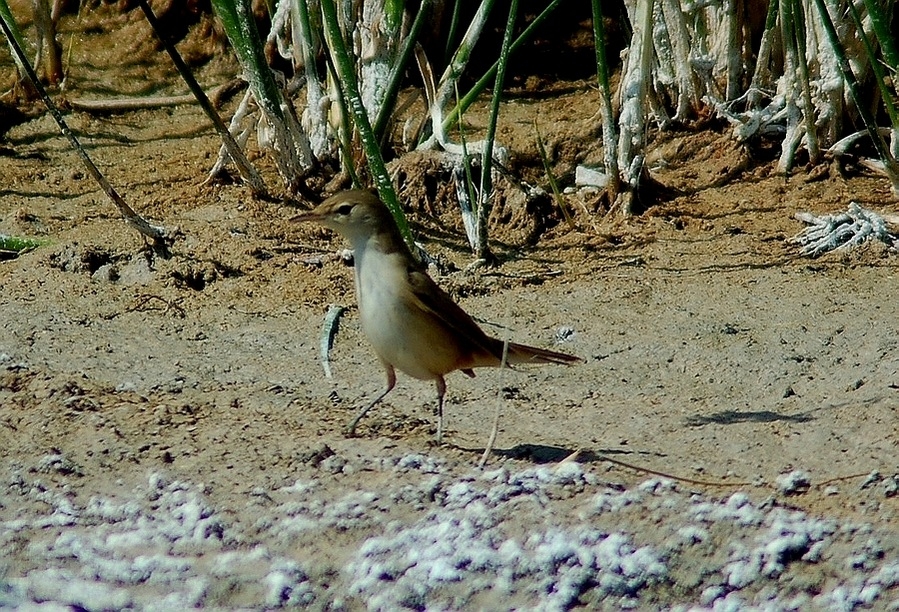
1 0 896 248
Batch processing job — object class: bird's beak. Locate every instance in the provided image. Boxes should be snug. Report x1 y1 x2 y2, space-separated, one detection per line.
290 211 322 224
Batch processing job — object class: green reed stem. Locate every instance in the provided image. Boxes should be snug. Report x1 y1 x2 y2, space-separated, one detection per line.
442 0 563 135
444 0 463 66
847 0 898 128
320 0 413 246
373 0 433 146
0 0 29 80
591 0 620 202
476 0 518 259
861 0 898 74
211 0 284 125
811 0 899 187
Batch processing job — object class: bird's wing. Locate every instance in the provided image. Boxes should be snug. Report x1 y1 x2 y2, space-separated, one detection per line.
405 267 580 368
404 268 503 365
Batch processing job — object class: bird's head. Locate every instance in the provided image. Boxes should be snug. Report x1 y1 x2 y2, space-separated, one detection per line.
293 189 397 248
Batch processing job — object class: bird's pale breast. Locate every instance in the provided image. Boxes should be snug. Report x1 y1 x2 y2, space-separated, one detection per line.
355 249 464 380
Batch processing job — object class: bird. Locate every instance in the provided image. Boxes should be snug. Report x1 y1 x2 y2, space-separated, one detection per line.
293 189 580 443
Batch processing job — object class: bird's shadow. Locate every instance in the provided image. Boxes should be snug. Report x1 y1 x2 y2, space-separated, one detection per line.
684 409 814 427
456 443 664 464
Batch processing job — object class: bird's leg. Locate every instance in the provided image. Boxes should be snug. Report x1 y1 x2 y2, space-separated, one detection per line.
345 365 396 437
435 376 446 445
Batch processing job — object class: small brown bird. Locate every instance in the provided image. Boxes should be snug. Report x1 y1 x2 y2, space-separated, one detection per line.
294 189 579 443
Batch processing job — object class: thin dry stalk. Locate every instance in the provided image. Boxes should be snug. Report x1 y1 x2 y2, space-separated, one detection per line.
0 11 168 251
66 81 244 113
433 0 496 117
724 0 742 100
616 0 654 214
31 0 62 83
658 0 700 119
478 339 509 469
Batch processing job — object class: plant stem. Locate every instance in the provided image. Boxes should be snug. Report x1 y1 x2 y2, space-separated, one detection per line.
476 0 518 260
724 0 742 100
324 53 361 187
452 81 479 251
320 0 413 246
211 0 312 186
535 120 574 230
32 0 62 84
292 0 331 158
846 0 898 128
591 0 620 203
748 0 780 108
791 0 819 163
0 10 168 250
0 0 31 85
444 0 462 66
811 0 899 191
373 0 432 146
442 0 562 134
436 0 497 116
861 0 898 74
137 0 267 198
616 0 653 214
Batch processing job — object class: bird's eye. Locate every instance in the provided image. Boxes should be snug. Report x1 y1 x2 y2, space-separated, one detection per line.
336 203 354 216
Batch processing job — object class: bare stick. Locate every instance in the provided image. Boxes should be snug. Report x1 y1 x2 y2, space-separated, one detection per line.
68 93 203 112
0 11 168 251
135 0 268 198
479 339 509 468
615 0 653 215
66 81 245 113
32 0 62 84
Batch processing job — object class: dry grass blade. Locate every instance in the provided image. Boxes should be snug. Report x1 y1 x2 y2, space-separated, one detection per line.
66 81 243 112
479 339 509 469
0 11 169 252
137 0 267 198
534 120 575 231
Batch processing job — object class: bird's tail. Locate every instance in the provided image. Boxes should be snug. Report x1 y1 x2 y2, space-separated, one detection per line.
502 341 581 366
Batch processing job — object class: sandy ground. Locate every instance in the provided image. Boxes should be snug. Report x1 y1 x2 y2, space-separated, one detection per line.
1 5 899 610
